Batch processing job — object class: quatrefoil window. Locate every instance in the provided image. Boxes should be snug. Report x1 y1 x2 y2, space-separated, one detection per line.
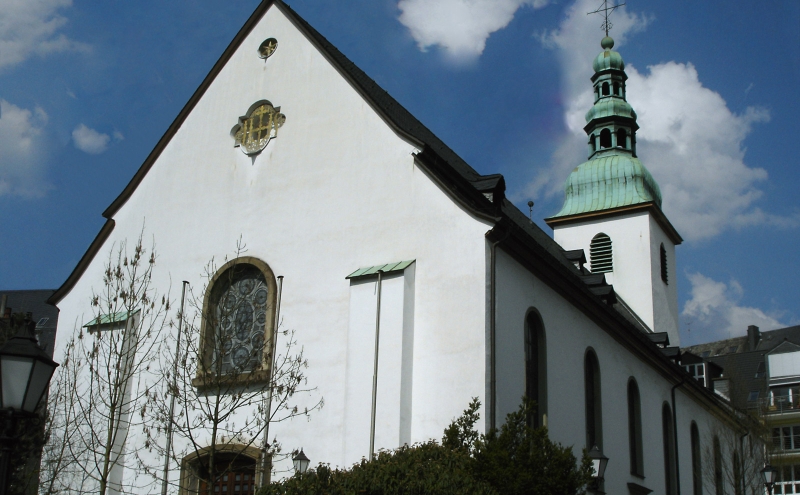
231 100 286 155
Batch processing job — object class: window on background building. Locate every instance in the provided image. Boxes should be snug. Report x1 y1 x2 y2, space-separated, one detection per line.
775 465 800 495
691 422 702 495
683 363 706 387
590 233 613 273
200 259 277 379
662 403 677 495
770 386 800 409
525 311 547 428
755 361 766 378
773 426 800 450
585 349 603 449
747 390 760 402
628 379 643 477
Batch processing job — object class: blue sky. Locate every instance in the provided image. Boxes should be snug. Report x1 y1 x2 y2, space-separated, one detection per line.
0 0 797 346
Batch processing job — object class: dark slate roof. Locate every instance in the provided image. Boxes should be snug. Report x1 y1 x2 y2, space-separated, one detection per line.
683 325 800 408
45 0 736 421
0 290 59 356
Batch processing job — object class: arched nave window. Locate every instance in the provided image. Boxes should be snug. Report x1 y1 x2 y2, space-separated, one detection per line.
662 403 677 495
691 422 702 495
200 257 277 378
525 310 547 427
584 349 602 449
714 436 723 495
627 378 643 477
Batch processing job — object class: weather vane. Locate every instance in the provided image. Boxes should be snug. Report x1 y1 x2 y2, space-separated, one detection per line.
587 0 626 37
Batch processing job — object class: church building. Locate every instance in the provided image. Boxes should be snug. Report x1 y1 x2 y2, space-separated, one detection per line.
47 2 754 494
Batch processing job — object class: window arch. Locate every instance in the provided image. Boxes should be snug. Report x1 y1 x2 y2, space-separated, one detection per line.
180 445 265 494
525 310 547 427
660 243 668 284
691 422 702 495
590 233 613 273
617 128 627 149
599 128 612 148
602 82 610 96
613 81 620 95
662 403 677 495
589 134 596 152
628 378 643 477
200 257 277 378
584 349 602 449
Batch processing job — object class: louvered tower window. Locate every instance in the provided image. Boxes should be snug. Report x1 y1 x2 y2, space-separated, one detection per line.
660 243 668 284
590 233 613 273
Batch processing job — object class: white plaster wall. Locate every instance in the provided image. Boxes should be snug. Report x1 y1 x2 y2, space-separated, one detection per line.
52 4 489 491
552 211 680 346
494 249 740 495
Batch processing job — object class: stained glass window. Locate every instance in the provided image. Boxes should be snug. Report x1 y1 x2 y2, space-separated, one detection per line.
209 264 268 373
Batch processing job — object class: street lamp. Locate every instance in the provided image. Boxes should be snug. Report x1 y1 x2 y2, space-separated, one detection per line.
761 465 778 495
0 313 59 494
587 445 609 494
292 449 310 475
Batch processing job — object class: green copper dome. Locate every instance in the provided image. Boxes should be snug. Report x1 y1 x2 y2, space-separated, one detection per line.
585 98 636 122
593 37 625 73
549 37 665 221
553 155 662 217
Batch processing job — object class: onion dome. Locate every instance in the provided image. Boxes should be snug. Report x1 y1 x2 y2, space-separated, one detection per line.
593 36 624 72
548 37 665 221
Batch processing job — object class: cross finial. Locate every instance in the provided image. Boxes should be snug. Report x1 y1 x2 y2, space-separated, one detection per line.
587 0 626 37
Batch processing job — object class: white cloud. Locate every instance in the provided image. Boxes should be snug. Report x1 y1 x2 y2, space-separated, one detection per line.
524 0 792 241
72 124 110 154
398 0 550 62
0 0 89 71
682 272 785 341
0 100 50 197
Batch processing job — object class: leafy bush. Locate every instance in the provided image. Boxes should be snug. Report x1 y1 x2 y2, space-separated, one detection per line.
260 399 592 495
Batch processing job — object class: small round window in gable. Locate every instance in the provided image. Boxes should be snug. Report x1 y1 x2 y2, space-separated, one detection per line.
258 38 278 59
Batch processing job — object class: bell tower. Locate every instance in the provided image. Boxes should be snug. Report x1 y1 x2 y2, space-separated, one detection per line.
545 36 682 345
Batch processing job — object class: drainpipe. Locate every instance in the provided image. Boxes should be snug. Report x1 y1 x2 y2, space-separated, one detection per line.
369 270 384 460
259 275 284 487
161 281 189 495
488 228 509 431
671 378 686 495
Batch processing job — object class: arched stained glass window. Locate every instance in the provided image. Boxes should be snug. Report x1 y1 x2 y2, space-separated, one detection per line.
525 310 547 428
202 259 277 376
628 378 643 477
691 422 703 495
663 403 677 495
585 349 602 449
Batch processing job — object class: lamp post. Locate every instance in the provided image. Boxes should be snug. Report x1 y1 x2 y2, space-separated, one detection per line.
587 445 609 494
0 313 59 495
761 465 778 495
292 449 310 475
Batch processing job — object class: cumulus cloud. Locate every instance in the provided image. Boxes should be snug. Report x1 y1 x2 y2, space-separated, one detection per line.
398 0 550 62
0 100 50 197
0 0 89 71
682 273 785 341
523 0 792 241
72 124 110 154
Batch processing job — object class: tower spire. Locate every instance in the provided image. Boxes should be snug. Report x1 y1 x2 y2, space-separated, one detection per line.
587 0 626 37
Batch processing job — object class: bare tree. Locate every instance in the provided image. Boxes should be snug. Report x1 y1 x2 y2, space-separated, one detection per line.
701 417 766 495
41 234 170 494
141 243 322 494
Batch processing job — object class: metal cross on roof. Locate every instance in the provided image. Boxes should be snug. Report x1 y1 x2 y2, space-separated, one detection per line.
587 0 626 37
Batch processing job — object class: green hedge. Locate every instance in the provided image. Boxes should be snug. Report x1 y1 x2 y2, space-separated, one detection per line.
260 399 592 495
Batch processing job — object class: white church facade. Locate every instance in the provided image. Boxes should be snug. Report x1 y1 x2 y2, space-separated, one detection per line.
47 2 755 494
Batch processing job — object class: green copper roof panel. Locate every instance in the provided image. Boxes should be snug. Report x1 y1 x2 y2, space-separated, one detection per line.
552 155 662 218
346 260 415 279
83 311 130 327
585 98 636 123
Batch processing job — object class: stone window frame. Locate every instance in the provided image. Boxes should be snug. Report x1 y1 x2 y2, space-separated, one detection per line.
179 444 267 495
192 257 278 388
